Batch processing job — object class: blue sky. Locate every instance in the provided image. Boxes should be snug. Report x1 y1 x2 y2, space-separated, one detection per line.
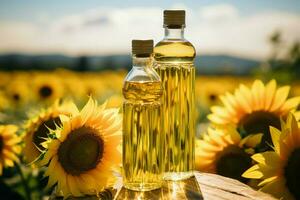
1 0 299 22
0 0 299 58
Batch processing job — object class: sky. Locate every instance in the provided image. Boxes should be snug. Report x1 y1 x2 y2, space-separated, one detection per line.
0 0 300 59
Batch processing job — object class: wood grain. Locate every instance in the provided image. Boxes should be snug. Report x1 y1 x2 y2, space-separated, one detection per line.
195 172 276 200
50 171 277 200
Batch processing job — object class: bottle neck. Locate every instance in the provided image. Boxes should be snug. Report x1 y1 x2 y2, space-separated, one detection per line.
132 56 152 67
164 27 185 40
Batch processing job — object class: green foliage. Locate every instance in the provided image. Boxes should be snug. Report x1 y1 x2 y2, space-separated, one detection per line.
254 31 300 84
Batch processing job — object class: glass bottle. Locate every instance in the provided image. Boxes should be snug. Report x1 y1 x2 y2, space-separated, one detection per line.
154 10 196 181
123 40 163 191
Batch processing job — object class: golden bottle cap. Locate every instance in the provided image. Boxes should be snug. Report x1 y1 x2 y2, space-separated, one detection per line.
132 40 153 56
164 10 185 27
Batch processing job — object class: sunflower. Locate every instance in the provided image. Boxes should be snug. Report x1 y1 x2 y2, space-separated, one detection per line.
0 125 21 175
5 78 30 107
195 126 262 183
243 114 300 200
291 83 300 97
82 77 108 99
0 91 10 111
195 76 236 107
0 71 11 90
31 74 64 104
23 100 78 164
62 76 86 101
208 80 300 150
40 98 122 197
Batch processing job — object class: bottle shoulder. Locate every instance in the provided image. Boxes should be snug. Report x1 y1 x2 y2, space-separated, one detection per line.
123 68 163 101
124 66 161 82
155 38 195 49
154 39 196 62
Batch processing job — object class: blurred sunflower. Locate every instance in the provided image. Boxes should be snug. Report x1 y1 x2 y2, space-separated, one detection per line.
195 126 262 183
243 114 300 200
31 74 64 104
0 72 11 90
62 76 86 101
0 91 10 111
101 72 124 93
195 80 223 107
5 78 30 107
0 125 21 175
208 80 300 149
195 76 238 108
23 100 78 164
83 77 108 99
291 83 300 97
40 98 122 197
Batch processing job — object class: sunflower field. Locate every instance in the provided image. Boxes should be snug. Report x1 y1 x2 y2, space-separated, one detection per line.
0 69 300 199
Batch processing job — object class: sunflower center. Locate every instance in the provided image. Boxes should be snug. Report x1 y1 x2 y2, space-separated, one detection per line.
216 145 252 183
209 94 217 102
12 93 20 101
39 85 53 98
238 111 281 149
57 127 104 176
33 117 61 151
284 148 300 199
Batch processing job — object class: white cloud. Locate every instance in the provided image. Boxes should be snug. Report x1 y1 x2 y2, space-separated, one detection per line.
199 4 239 22
0 4 299 59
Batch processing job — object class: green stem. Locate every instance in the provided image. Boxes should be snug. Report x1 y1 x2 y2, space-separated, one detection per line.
15 163 31 200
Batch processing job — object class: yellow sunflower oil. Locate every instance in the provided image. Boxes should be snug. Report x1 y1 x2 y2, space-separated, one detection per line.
122 40 163 191
154 10 196 180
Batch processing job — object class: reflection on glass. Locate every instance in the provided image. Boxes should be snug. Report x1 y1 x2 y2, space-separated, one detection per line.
115 176 203 200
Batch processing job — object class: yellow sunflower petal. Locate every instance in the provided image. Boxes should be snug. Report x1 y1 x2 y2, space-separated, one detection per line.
2 149 19 162
280 97 300 114
258 176 277 187
4 158 14 167
219 95 236 115
196 140 222 152
207 114 227 124
208 128 228 146
269 126 281 153
251 80 265 110
242 165 264 179
45 159 59 189
80 97 97 123
264 80 276 109
234 88 252 113
270 86 290 112
251 152 280 168
76 176 96 195
80 173 98 192
211 106 231 119
67 175 82 197
243 133 263 148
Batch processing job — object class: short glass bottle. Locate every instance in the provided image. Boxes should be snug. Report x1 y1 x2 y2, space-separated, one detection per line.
122 40 163 191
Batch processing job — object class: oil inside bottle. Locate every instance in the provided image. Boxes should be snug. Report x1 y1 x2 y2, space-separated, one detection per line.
123 81 163 191
123 40 163 191
154 37 196 180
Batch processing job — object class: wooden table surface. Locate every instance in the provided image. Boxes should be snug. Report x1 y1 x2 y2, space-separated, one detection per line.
51 172 277 200
115 172 276 200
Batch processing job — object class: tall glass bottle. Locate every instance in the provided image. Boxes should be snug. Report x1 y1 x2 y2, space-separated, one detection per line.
123 40 163 191
154 10 196 181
